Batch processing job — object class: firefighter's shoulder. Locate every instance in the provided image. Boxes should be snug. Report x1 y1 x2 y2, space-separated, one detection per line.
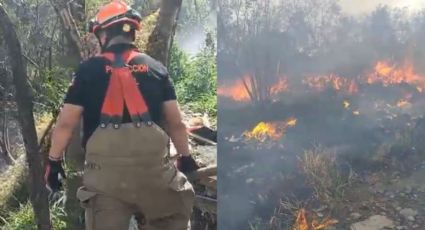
74 56 109 79
131 53 169 79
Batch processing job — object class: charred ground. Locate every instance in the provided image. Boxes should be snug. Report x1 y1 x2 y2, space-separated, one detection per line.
218 1 425 229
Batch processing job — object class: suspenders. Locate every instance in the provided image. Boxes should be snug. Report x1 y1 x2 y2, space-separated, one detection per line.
99 49 152 128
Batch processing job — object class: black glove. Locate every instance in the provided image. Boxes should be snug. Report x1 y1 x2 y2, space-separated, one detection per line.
176 155 200 174
44 159 66 192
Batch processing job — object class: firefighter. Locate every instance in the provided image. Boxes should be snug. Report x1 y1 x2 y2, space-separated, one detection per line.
44 1 199 229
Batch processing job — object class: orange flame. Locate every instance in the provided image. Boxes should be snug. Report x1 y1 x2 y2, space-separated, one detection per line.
218 74 288 102
396 99 410 107
312 218 339 230
295 209 309 230
217 75 251 102
286 117 298 127
304 74 358 94
244 117 297 142
270 78 289 95
293 209 338 230
366 61 425 92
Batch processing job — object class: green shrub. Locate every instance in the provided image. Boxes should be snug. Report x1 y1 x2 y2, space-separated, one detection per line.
170 38 217 118
31 66 71 114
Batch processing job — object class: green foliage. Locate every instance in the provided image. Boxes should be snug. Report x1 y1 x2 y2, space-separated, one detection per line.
170 36 217 117
1 200 67 230
31 67 71 114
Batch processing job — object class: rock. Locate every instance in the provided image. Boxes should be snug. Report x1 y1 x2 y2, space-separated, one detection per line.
396 226 407 230
350 215 394 230
350 212 362 220
399 208 418 221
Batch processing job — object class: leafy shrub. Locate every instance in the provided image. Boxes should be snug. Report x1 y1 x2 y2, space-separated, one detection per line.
170 37 217 118
31 66 71 114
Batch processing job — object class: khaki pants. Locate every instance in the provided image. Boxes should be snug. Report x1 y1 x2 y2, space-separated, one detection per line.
76 123 195 230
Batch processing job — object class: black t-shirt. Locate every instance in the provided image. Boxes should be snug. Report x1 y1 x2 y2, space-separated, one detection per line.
64 43 177 147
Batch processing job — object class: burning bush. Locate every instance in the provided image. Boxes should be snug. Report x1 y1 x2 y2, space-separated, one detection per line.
298 146 356 206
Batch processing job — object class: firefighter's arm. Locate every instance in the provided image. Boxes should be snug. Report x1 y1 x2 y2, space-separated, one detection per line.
162 100 190 156
48 104 83 159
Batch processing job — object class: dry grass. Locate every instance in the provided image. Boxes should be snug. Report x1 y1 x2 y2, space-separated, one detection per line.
35 113 53 138
0 113 52 214
298 145 356 205
0 152 26 215
251 197 305 230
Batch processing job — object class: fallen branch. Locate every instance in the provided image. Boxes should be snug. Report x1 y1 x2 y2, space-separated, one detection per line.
186 165 217 181
188 132 217 146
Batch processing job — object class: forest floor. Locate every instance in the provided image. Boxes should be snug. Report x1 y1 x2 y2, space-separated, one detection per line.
324 150 425 229
221 140 425 230
219 97 425 230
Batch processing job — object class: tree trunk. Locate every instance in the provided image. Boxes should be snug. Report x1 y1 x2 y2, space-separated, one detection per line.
0 4 51 230
146 0 183 65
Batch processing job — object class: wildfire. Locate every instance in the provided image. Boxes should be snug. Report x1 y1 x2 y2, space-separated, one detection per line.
396 99 411 108
366 61 425 92
218 74 288 102
304 74 358 94
295 209 308 230
270 78 289 95
286 117 298 126
217 74 251 102
293 209 338 230
244 117 297 142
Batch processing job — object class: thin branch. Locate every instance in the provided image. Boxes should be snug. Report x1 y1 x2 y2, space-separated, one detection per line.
22 53 40 68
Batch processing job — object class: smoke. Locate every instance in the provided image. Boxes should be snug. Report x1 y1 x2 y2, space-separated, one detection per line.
218 0 425 229
175 26 206 56
340 0 425 15
175 1 217 56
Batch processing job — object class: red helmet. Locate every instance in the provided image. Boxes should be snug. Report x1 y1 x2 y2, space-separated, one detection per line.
89 0 142 34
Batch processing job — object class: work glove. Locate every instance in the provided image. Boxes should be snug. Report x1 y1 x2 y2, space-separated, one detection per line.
44 159 66 193
176 155 200 175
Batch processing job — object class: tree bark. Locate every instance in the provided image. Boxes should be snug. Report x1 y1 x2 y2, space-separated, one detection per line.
146 0 183 65
0 4 51 230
